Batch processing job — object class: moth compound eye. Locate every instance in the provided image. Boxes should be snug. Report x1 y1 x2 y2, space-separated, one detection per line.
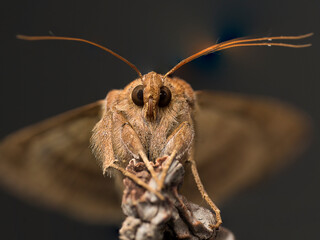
132 85 144 106
159 86 172 107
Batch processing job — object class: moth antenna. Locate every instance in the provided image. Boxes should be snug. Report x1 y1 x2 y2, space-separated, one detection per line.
165 33 313 78
17 35 143 78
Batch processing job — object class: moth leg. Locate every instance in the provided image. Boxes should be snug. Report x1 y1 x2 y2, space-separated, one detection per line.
189 158 222 229
120 122 160 186
157 121 194 191
109 162 164 200
157 150 177 191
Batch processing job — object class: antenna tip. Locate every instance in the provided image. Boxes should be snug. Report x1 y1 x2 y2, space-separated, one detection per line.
16 34 28 40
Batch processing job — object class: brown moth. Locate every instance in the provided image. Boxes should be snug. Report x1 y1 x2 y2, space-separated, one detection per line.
0 33 312 226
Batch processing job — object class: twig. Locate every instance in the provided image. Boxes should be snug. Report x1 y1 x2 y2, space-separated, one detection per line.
119 157 235 240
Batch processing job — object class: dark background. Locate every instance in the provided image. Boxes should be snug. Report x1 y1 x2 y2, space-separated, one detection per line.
0 1 319 239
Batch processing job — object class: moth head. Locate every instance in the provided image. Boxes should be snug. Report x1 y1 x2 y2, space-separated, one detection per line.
131 72 172 122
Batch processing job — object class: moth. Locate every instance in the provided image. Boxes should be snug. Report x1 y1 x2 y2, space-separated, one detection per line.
0 33 312 226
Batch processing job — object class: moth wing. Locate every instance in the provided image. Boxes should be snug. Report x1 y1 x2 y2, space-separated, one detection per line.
183 90 310 203
0 101 123 224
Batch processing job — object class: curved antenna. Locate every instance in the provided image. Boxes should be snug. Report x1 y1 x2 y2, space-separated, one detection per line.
164 33 313 78
17 35 143 78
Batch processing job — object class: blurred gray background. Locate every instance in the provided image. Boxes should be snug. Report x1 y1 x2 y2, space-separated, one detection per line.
0 1 319 239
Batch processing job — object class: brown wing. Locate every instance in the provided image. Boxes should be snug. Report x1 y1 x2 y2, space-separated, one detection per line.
183 91 310 204
0 101 123 224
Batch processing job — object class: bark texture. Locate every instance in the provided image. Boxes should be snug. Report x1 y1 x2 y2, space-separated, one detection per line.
119 157 235 240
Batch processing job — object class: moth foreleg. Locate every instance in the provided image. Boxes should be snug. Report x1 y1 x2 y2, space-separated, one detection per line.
117 113 159 185
157 121 194 191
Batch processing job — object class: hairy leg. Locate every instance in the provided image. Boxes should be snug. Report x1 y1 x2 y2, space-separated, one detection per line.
189 159 222 229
